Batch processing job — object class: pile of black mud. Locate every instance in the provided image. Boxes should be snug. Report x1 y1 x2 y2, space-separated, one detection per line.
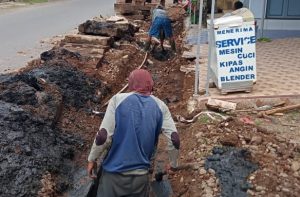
40 47 82 62
0 60 107 108
205 146 258 197
151 48 174 61
0 101 82 196
28 61 107 108
78 19 139 40
0 61 108 196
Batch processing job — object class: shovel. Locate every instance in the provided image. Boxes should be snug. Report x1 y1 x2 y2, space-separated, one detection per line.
150 171 173 197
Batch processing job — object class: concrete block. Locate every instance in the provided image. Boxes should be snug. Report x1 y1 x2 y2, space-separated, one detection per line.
60 43 109 51
63 35 112 46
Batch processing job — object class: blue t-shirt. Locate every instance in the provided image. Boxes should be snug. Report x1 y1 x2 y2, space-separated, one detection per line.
102 94 163 172
88 92 178 173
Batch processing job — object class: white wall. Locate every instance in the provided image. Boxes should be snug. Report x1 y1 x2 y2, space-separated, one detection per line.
248 0 265 19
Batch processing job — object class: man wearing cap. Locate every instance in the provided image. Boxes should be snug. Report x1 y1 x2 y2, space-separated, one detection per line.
87 69 180 196
144 4 176 52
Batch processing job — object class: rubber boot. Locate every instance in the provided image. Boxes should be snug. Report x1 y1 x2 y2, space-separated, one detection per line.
170 40 176 52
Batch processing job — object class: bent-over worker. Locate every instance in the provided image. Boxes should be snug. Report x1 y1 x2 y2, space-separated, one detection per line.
87 69 180 196
145 4 176 52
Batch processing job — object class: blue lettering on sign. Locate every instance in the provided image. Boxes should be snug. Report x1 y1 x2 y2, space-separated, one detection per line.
243 36 256 44
237 53 255 59
220 60 243 67
219 48 243 55
216 38 244 48
216 36 256 48
220 74 255 82
229 65 254 73
249 36 256 44
217 29 234 35
235 27 254 33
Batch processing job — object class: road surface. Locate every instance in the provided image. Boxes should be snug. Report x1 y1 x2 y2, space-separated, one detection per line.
0 0 114 73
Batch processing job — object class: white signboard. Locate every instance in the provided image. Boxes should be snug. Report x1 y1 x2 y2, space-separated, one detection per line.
214 24 256 87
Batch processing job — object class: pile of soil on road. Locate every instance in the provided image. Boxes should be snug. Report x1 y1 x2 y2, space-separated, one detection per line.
28 61 106 108
0 100 81 196
40 47 82 62
3 4 300 197
78 19 139 40
168 115 300 197
0 60 108 196
0 3 190 196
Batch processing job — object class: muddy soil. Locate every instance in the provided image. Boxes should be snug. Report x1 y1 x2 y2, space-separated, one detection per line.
0 100 81 197
0 60 108 196
168 114 300 197
1 4 300 197
205 147 258 197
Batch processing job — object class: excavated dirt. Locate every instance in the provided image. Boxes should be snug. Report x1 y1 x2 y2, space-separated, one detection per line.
205 147 258 197
1 4 300 197
168 115 300 197
0 100 82 197
0 60 108 196
78 19 139 40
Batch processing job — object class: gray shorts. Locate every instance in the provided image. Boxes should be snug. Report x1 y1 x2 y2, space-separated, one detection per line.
97 170 149 197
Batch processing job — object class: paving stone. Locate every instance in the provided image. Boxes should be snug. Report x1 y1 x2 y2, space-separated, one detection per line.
193 38 300 99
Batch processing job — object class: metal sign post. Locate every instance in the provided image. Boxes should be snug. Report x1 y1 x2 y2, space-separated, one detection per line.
194 0 204 96
205 0 216 96
260 0 267 38
189 0 192 27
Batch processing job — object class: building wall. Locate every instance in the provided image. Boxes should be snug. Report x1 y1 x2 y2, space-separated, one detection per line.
249 0 300 31
217 0 235 10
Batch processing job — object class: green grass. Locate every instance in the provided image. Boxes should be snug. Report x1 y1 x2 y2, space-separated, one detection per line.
254 119 262 126
290 110 300 116
198 114 211 124
23 0 48 4
257 37 272 42
287 110 300 121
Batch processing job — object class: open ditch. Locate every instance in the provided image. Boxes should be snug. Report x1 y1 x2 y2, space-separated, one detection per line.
1 4 300 197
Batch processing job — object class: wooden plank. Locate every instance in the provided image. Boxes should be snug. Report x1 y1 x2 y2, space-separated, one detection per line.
258 104 300 116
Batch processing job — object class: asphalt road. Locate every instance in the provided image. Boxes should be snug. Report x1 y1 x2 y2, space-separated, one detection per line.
0 0 114 73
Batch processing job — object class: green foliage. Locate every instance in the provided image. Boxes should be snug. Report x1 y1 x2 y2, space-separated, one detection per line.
254 119 262 126
198 114 211 124
23 0 48 4
257 37 272 42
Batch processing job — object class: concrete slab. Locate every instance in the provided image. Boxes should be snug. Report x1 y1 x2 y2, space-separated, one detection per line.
185 25 209 45
63 35 112 46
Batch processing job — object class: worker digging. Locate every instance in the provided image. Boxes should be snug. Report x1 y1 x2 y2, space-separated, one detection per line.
144 4 176 53
1 0 300 197
87 69 180 196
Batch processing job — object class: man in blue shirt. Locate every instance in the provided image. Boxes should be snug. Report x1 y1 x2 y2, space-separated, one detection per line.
87 69 180 196
144 4 176 52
